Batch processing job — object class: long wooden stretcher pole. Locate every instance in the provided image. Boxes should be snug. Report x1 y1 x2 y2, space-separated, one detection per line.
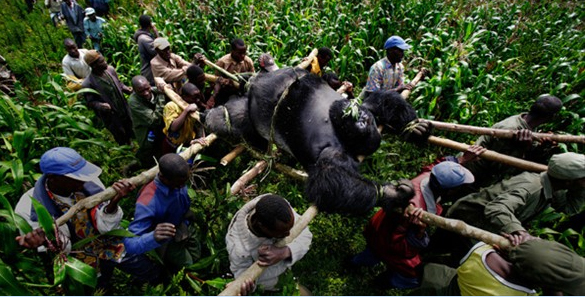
56 134 218 227
428 120 585 144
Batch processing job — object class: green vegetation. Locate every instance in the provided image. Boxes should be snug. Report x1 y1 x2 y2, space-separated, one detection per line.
1 0 584 295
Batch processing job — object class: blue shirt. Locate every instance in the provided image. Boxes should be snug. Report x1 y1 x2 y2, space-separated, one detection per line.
84 16 106 39
124 176 190 255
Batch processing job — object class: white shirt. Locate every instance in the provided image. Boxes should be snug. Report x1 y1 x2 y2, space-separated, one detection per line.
225 195 312 290
62 48 91 79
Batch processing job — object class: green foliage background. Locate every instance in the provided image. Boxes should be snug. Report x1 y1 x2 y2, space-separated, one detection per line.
0 0 584 295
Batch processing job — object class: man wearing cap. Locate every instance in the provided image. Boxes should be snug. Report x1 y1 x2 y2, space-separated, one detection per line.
83 7 106 51
62 38 91 91
447 152 585 242
82 50 135 145
349 148 483 289
150 37 192 91
363 35 413 97
134 15 159 85
14 147 134 273
416 236 585 295
60 0 86 48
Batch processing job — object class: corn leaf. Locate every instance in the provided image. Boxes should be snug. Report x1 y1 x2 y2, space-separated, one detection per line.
30 198 55 240
64 256 97 288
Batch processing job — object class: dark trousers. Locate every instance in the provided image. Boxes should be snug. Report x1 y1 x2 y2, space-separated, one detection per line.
71 31 86 49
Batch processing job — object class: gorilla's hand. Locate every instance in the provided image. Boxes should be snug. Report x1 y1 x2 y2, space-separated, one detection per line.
401 119 433 145
378 178 415 212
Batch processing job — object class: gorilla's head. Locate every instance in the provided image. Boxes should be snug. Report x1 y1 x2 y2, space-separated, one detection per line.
361 90 417 134
329 99 381 158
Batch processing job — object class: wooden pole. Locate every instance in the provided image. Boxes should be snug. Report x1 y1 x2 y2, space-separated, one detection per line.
428 120 585 144
220 145 246 166
296 49 318 70
405 205 511 250
55 134 218 227
219 205 318 296
202 59 240 83
400 68 427 99
204 73 240 88
230 160 268 195
428 135 548 172
336 84 349 94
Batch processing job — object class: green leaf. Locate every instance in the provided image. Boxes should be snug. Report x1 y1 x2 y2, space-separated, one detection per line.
0 262 30 295
30 198 55 240
53 256 66 286
205 277 230 290
0 222 17 257
71 228 136 250
185 253 219 271
64 256 97 288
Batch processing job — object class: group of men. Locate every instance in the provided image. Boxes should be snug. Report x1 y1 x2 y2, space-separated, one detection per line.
48 0 106 50
22 9 585 294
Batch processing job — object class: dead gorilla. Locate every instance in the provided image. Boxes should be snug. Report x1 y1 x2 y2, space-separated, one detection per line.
204 68 430 214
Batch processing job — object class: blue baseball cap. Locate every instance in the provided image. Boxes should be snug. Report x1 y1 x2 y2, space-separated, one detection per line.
40 147 102 182
431 161 474 189
384 36 411 50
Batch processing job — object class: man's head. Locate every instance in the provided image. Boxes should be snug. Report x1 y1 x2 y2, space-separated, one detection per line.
528 95 562 123
64 38 79 58
64 0 72 5
251 195 294 239
84 50 107 74
429 161 474 200
508 239 585 295
384 35 410 64
230 38 247 63
85 7 96 21
258 53 279 72
547 152 585 192
40 147 102 194
186 65 206 90
138 14 153 30
317 47 333 69
158 153 190 189
132 75 151 100
153 37 171 62
180 82 202 104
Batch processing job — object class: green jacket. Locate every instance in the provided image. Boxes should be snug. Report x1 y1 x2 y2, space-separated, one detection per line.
464 114 531 187
128 88 166 164
447 171 583 234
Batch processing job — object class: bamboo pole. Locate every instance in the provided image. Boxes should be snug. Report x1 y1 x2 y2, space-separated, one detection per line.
428 135 548 172
202 59 240 83
274 163 308 181
296 49 319 70
204 73 240 88
428 120 585 144
405 205 511 250
219 205 319 296
220 145 246 166
161 83 201 122
230 160 268 195
56 134 218 227
400 68 427 99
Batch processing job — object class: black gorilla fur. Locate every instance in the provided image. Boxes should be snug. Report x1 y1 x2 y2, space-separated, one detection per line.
205 67 418 214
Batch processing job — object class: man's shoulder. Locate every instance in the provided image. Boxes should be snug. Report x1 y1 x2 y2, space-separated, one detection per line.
136 180 158 206
216 54 232 63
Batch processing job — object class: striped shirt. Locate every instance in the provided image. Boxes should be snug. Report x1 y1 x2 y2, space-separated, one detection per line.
364 57 405 92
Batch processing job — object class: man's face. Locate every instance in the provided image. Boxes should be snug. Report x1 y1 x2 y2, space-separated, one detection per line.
64 0 72 5
386 47 405 64
65 42 79 58
182 89 202 104
317 54 331 68
134 81 151 100
231 45 247 63
48 174 85 194
194 74 206 90
156 47 171 62
91 56 108 72
89 14 97 21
